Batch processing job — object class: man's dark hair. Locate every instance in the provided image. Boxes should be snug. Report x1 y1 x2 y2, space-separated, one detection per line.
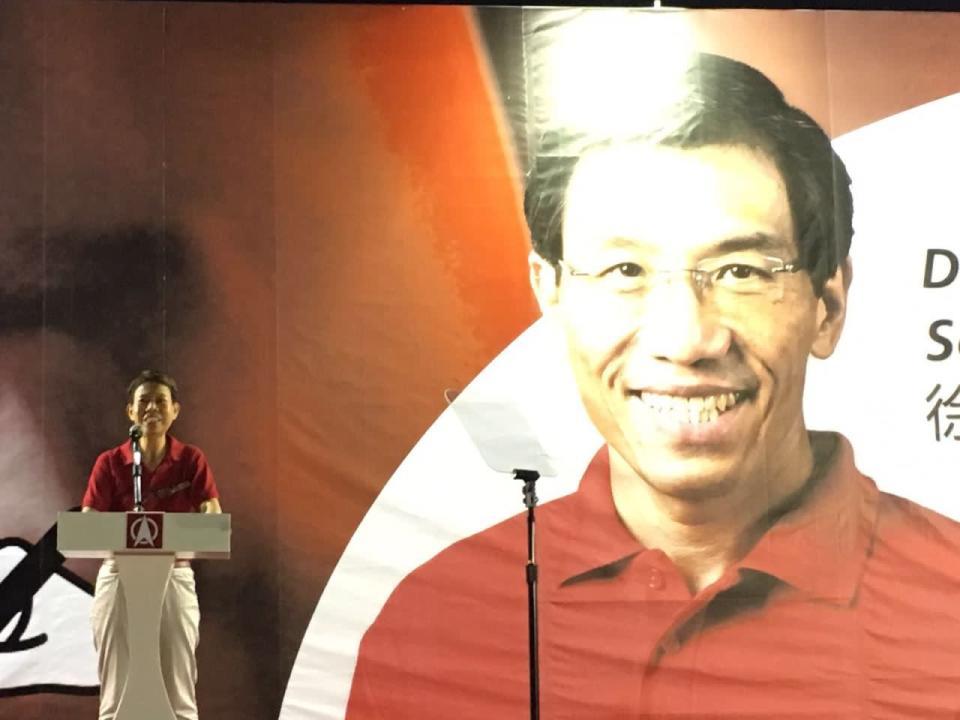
523 52 853 295
127 369 179 404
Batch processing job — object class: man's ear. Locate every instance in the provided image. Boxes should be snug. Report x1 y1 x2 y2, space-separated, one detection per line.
811 257 852 359
529 251 561 313
171 401 181 422
126 403 137 423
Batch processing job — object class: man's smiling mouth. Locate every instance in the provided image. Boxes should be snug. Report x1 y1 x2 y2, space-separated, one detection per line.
635 390 751 425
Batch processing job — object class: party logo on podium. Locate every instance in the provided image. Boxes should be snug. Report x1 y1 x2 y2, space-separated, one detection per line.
126 513 164 549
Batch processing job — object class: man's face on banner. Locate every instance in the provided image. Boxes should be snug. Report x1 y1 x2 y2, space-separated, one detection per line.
532 142 847 499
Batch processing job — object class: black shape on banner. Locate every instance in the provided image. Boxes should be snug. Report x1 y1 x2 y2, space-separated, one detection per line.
0 524 98 697
0 522 68 653
0 509 98 697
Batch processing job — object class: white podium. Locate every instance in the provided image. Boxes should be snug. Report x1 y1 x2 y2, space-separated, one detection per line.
57 511 230 720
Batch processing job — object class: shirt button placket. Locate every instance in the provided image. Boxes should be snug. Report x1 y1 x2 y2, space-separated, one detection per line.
647 566 665 591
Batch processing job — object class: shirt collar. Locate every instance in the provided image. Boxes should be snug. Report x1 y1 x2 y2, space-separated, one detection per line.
553 433 879 604
551 446 646 586
736 433 879 603
119 435 183 465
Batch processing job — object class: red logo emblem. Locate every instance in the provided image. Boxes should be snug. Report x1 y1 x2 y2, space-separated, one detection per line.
126 512 164 549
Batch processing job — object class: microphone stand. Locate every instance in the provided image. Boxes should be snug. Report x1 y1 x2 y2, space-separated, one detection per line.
130 425 144 512
513 468 541 720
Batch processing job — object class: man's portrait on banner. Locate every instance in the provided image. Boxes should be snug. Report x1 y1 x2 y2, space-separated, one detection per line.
342 13 960 720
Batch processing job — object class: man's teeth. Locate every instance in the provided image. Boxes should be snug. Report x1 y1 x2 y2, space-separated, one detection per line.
638 391 742 424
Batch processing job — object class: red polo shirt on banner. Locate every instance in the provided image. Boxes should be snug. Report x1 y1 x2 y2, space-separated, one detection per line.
347 434 960 719
82 435 218 513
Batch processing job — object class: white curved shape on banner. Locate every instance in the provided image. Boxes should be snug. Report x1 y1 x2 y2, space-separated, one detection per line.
806 91 960 519
280 319 601 719
282 92 960 719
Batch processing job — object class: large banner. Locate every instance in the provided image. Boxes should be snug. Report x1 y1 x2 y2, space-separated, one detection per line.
3 4 960 719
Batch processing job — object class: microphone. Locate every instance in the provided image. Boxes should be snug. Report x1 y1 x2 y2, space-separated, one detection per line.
129 424 144 511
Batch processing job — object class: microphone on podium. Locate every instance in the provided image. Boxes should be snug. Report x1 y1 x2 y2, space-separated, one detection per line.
130 424 144 511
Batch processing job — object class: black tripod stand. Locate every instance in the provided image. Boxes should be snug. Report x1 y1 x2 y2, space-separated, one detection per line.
513 468 541 720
